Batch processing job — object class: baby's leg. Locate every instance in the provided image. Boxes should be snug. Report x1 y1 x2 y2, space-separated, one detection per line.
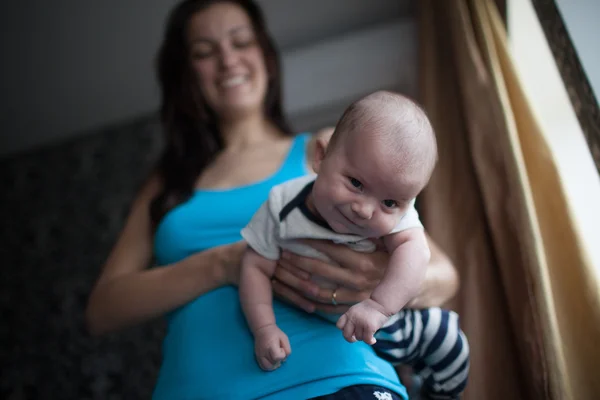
373 308 470 399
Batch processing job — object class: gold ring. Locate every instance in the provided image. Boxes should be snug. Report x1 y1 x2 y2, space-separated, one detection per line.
331 288 338 306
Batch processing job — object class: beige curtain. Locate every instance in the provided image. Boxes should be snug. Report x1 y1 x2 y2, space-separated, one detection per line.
418 1 600 399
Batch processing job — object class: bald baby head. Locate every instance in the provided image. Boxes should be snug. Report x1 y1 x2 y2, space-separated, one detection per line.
328 91 438 193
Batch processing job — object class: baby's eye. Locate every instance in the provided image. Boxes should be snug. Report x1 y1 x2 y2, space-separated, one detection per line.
382 199 397 208
349 177 363 190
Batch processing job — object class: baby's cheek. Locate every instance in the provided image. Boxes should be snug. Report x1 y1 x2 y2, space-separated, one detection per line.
386 218 399 234
373 216 397 237
329 183 348 202
386 213 403 232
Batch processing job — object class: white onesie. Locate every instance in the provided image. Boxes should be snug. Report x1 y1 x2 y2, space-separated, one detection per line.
241 174 423 285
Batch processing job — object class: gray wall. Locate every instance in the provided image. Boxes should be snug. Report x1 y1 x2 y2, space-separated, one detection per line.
0 0 416 157
0 1 177 157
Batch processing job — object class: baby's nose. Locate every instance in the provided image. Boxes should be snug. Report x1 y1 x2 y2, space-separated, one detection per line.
351 202 374 220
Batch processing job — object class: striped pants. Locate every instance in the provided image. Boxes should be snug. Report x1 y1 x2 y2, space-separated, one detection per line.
373 308 470 400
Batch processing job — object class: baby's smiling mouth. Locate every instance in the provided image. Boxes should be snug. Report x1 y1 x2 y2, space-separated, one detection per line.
338 210 361 230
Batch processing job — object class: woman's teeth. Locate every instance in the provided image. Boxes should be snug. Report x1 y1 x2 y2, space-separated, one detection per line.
221 76 247 88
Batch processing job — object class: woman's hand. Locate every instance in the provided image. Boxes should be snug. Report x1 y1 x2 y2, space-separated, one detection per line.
216 240 248 286
272 234 459 314
273 239 389 314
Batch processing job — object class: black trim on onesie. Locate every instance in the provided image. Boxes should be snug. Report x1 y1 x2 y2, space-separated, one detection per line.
278 181 332 230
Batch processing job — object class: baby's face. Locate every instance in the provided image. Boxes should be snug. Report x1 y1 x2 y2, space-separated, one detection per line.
312 131 421 237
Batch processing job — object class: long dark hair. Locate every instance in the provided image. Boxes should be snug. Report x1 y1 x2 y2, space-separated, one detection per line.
150 0 292 227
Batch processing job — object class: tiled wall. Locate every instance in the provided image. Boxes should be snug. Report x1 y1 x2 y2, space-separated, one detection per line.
1 115 165 399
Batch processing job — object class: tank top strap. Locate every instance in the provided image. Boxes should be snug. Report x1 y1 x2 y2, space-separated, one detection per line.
278 132 312 178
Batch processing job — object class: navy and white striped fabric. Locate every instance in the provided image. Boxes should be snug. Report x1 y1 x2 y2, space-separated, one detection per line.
373 308 470 399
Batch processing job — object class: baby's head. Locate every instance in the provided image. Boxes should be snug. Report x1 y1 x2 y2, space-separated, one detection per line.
311 91 437 237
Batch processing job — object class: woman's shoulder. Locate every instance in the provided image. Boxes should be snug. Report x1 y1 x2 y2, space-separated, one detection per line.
304 127 335 173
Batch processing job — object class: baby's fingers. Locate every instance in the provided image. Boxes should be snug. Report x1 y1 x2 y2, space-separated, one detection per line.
258 355 277 371
336 314 348 330
280 334 292 356
354 322 365 343
269 345 286 362
342 320 357 343
364 330 377 345
356 321 377 345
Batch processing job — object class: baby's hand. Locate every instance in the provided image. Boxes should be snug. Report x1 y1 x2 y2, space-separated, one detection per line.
336 299 391 345
254 324 291 371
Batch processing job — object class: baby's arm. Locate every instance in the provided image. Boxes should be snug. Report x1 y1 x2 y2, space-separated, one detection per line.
337 228 430 344
239 248 291 371
371 227 430 313
239 248 278 333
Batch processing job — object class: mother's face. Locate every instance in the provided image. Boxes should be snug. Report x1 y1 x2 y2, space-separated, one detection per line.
187 2 269 119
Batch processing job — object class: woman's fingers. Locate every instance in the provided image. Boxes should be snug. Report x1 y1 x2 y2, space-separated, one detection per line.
274 259 366 312
271 276 352 314
274 262 319 297
314 302 350 315
280 250 333 273
300 239 385 277
272 279 317 313
271 274 366 316
294 240 387 282
308 285 370 308
276 258 311 280
281 251 366 290
299 240 357 267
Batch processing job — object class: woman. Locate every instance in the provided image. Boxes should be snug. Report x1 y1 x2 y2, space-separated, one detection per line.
86 1 459 398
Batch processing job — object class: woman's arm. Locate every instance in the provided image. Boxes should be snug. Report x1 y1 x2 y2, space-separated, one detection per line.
272 233 459 313
85 175 246 335
406 232 459 308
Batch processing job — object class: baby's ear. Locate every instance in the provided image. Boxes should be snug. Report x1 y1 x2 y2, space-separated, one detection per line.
307 127 334 173
312 137 328 173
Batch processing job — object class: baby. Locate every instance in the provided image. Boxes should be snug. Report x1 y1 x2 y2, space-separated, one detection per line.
240 92 469 399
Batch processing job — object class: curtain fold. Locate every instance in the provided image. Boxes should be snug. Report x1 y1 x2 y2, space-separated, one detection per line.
418 1 600 399
486 2 600 398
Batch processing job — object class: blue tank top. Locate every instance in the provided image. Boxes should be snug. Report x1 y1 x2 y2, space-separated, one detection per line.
152 133 407 400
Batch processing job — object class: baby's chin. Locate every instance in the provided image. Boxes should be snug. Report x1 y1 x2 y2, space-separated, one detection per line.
327 217 364 236
325 218 354 235
334 221 392 238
